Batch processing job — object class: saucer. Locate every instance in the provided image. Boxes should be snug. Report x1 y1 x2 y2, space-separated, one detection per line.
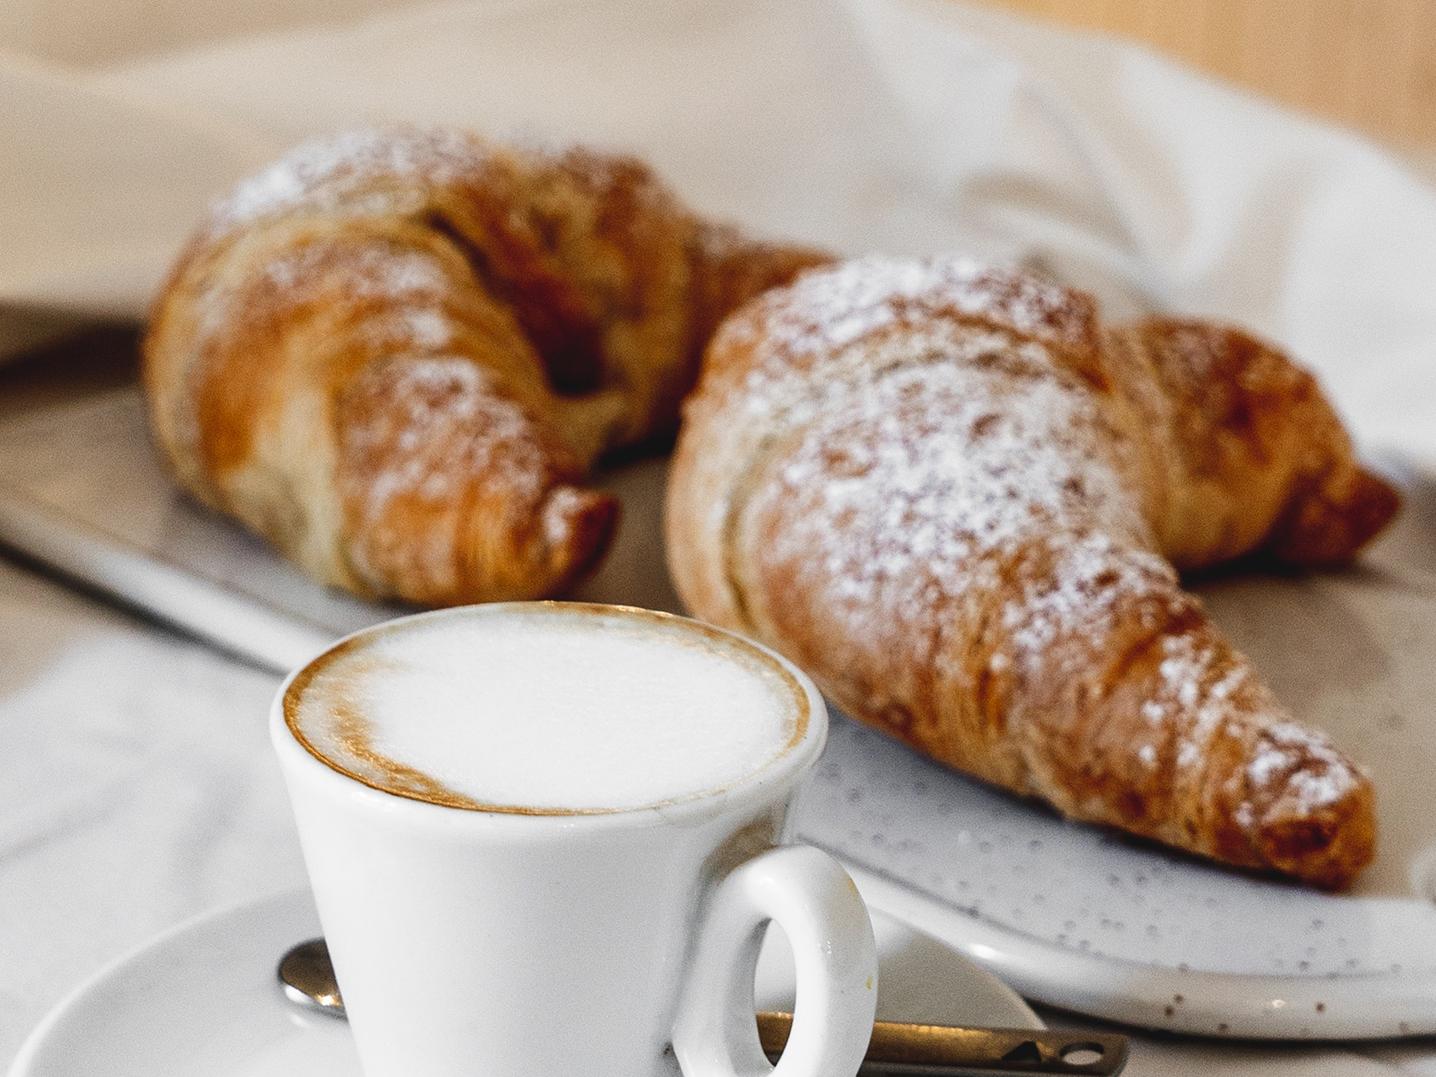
7 888 1040 1077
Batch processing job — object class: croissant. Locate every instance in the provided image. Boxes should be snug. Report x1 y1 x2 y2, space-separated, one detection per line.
666 257 1398 889
143 127 824 605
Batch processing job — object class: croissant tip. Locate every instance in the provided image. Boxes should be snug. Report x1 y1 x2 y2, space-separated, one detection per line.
1267 466 1403 566
540 486 620 586
1252 765 1376 890
1351 467 1403 550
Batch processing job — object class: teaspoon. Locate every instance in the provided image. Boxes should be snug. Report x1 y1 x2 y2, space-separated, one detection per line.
280 942 1125 1074
278 938 1127 1075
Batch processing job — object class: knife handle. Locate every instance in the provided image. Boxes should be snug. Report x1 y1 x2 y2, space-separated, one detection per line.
756 1011 1128 1075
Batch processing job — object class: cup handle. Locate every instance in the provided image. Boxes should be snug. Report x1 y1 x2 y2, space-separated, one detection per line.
672 845 878 1077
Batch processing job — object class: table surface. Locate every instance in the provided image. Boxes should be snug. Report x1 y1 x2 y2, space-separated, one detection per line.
977 0 1436 153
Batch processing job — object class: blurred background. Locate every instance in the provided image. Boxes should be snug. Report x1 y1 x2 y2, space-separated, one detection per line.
6 0 1427 162
988 0 1436 156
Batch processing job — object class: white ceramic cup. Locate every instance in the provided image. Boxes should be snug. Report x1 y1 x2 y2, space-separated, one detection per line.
271 603 878 1077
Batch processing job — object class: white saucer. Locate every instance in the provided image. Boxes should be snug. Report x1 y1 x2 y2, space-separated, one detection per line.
7 888 1040 1077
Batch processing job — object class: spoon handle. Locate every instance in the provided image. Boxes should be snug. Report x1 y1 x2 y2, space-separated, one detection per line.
757 1011 1128 1076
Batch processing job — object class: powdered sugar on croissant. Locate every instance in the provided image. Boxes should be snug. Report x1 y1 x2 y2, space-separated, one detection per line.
668 256 1397 888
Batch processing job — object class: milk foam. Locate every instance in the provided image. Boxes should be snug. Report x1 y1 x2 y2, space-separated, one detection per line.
287 607 806 812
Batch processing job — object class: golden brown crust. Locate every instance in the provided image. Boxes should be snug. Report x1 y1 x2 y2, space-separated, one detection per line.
1107 318 1401 570
143 127 823 604
667 256 1394 889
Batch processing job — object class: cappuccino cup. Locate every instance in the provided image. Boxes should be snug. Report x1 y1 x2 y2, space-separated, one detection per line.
271 602 877 1077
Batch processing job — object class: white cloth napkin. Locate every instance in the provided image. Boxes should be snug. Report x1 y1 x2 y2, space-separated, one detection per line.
3 1 1436 1074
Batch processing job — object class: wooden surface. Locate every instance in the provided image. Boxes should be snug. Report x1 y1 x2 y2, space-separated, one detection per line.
976 0 1436 152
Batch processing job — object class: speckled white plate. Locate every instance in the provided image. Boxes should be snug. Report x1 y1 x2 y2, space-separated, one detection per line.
6 889 1040 1077
2 381 1435 1038
789 451 1436 1039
